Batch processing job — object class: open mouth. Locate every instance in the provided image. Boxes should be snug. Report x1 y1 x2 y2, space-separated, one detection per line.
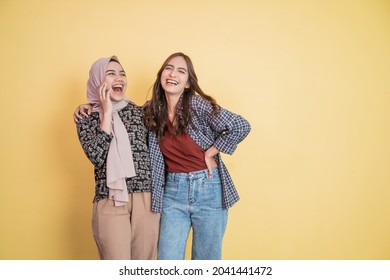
166 79 178 85
112 84 123 93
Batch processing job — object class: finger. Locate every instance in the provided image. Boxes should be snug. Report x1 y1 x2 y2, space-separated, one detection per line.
74 109 82 121
73 110 82 123
99 82 106 93
74 114 82 123
106 87 112 100
207 163 213 178
81 108 89 117
74 109 81 118
99 83 106 99
99 85 105 102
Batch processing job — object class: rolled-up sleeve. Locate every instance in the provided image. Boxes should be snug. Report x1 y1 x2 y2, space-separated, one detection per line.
193 96 251 155
210 108 251 155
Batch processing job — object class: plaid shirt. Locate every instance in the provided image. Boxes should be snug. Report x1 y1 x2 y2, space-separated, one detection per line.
149 95 251 213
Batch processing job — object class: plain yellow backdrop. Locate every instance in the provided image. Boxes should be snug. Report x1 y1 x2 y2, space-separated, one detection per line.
0 0 389 259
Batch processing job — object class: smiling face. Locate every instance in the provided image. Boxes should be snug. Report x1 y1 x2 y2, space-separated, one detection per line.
160 56 190 96
104 61 127 101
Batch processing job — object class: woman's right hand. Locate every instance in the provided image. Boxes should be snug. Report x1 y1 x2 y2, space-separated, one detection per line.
73 103 93 123
99 82 113 114
98 83 113 134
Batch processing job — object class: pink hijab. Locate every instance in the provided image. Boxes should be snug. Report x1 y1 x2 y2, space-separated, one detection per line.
87 56 136 206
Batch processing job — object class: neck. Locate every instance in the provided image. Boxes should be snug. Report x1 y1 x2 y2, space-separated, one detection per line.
165 92 182 116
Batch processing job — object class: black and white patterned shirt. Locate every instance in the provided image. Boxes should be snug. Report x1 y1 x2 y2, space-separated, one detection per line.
77 103 152 203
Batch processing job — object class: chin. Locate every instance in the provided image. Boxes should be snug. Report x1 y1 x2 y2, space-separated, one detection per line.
110 94 125 102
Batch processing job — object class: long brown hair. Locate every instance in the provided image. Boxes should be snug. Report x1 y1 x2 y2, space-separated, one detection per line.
144 52 219 141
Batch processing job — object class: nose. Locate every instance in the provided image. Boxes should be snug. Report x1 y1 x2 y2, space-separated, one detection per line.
168 70 176 78
115 74 123 81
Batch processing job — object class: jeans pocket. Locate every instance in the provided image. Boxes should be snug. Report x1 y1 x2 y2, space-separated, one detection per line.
202 181 223 210
163 181 179 209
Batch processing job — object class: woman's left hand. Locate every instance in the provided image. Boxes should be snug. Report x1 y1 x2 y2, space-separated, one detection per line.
73 104 92 123
205 146 219 178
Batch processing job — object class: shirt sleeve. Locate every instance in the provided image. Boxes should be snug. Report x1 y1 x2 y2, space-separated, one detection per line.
76 114 113 168
194 96 251 155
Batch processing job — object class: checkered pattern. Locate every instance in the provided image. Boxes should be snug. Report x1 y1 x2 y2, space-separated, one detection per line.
149 95 251 213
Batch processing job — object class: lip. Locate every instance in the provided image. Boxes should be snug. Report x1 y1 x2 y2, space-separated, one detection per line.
112 83 125 93
166 79 178 85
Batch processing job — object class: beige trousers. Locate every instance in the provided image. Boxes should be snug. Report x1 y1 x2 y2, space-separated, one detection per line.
92 192 160 260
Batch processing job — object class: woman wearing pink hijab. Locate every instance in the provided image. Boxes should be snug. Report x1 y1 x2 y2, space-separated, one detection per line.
76 56 160 260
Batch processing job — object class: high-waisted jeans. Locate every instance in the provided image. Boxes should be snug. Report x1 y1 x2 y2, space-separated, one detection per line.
157 168 228 260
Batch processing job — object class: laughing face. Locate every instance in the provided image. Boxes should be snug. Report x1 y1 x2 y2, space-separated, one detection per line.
160 56 189 96
104 61 127 101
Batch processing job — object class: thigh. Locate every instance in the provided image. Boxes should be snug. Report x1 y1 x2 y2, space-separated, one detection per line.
92 198 131 260
191 176 228 260
131 192 161 260
157 179 191 260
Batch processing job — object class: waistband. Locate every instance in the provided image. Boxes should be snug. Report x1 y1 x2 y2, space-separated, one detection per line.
166 167 219 181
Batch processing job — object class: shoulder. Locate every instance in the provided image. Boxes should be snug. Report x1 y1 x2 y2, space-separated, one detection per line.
77 112 100 128
143 100 152 109
189 95 213 111
117 103 144 125
124 101 139 110
190 94 208 104
122 102 143 114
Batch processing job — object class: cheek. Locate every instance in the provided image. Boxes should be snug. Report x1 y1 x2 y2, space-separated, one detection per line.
181 74 189 85
160 73 166 83
160 76 167 88
104 77 113 87
160 83 168 92
121 78 128 88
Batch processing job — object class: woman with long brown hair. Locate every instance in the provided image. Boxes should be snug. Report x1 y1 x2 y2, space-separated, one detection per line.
143 52 251 259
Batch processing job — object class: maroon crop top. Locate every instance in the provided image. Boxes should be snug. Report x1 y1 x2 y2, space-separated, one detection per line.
159 121 207 173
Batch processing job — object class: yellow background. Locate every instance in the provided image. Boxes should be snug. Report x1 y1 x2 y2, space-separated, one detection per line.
0 0 389 259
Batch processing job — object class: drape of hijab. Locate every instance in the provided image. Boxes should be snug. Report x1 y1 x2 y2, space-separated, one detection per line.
87 56 136 206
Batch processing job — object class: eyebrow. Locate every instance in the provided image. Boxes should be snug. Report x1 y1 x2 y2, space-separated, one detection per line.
166 64 187 72
106 70 126 74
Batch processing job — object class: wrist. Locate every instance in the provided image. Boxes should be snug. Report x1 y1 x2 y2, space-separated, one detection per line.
205 146 219 158
103 109 112 115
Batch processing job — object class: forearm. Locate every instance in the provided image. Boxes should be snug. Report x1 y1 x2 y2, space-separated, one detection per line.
212 113 251 155
100 111 112 134
205 146 219 158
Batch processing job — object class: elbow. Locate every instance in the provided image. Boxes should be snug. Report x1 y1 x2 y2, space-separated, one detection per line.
244 121 251 136
238 118 251 138
94 160 105 169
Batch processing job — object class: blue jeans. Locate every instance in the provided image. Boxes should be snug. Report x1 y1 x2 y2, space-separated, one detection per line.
157 168 228 260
